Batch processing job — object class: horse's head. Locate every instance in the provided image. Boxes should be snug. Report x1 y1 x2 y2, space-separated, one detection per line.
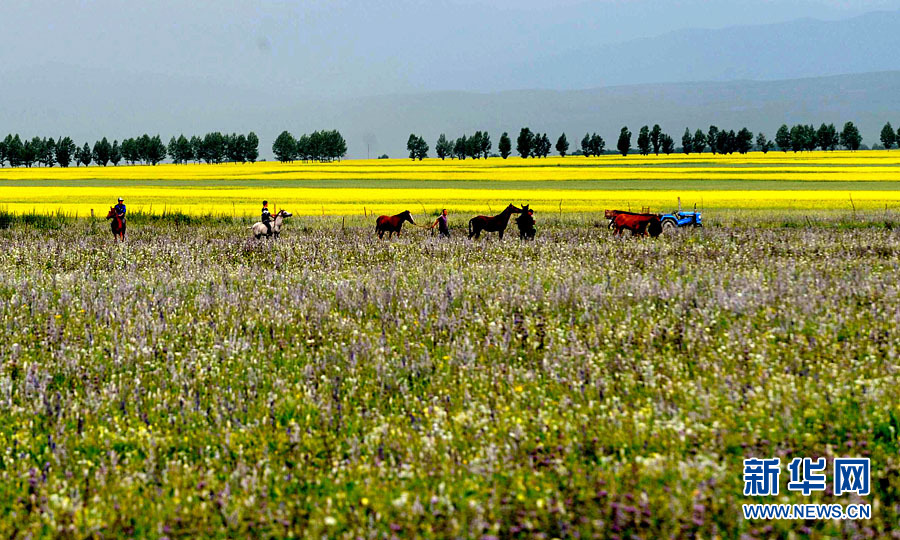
401 210 415 224
106 207 116 219
521 204 530 215
278 210 292 218
505 204 523 215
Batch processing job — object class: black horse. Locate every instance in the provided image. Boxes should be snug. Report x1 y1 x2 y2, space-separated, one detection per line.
515 204 536 240
468 204 522 240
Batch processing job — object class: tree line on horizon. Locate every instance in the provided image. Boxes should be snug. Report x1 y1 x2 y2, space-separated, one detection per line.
0 132 260 168
167 132 260 165
272 130 348 163
406 120 878 160
0 120 891 167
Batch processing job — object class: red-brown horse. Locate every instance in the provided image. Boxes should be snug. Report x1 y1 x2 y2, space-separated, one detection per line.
612 213 662 237
376 210 415 239
106 206 126 241
468 203 522 240
605 209 651 230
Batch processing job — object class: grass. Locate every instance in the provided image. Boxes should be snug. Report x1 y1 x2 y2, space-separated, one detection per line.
2 152 899 537
0 216 899 537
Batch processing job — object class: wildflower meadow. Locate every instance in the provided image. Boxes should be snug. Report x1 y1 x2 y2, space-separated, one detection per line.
1 211 898 537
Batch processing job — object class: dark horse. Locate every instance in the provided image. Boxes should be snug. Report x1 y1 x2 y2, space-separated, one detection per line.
612 213 662 237
376 210 415 239
515 204 536 240
468 203 522 240
106 206 126 241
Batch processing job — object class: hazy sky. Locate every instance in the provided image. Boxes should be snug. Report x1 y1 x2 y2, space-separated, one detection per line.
3 0 899 98
3 0 900 158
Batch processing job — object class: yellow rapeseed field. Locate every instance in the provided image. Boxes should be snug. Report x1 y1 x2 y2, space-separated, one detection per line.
3 151 900 216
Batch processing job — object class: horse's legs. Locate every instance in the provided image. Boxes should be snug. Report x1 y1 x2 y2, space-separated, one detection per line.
498 230 504 240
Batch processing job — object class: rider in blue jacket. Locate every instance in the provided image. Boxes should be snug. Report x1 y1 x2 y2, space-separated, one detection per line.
114 197 126 222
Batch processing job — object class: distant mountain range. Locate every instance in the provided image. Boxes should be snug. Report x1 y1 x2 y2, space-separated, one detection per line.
3 10 900 159
273 71 900 158
3 70 899 160
483 10 900 90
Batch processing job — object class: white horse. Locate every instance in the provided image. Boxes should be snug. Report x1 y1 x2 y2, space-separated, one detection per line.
249 209 292 239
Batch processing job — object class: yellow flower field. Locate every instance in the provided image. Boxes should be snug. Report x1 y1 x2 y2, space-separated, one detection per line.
2 151 900 216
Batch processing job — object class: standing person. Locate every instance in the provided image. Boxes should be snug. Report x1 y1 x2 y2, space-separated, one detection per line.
114 197 126 223
516 206 536 240
430 208 450 238
261 200 272 237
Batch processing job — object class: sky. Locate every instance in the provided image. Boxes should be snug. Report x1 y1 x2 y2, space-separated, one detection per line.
2 0 899 98
3 0 900 158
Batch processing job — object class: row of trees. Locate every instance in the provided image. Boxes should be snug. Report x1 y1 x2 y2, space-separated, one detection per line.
426 131 493 160
515 129 553 158
0 135 94 167
272 130 348 162
0 134 142 168
772 122 861 152
0 121 886 167
631 125 679 155
0 132 260 167
166 132 259 165
401 120 879 160
676 126 754 155
412 130 558 160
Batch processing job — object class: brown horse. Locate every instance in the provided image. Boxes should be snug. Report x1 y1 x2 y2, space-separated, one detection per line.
106 206 126 241
468 203 522 240
612 213 662 237
605 209 651 230
376 210 415 239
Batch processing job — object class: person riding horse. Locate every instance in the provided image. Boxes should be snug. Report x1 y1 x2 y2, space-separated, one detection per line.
261 201 272 237
106 197 127 241
115 197 126 223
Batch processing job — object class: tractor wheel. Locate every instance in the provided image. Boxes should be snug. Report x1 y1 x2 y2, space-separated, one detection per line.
661 219 678 233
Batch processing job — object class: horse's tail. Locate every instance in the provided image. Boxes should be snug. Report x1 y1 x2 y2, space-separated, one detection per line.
468 218 473 237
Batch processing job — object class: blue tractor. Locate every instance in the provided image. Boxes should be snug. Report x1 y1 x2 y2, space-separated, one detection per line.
659 209 702 232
